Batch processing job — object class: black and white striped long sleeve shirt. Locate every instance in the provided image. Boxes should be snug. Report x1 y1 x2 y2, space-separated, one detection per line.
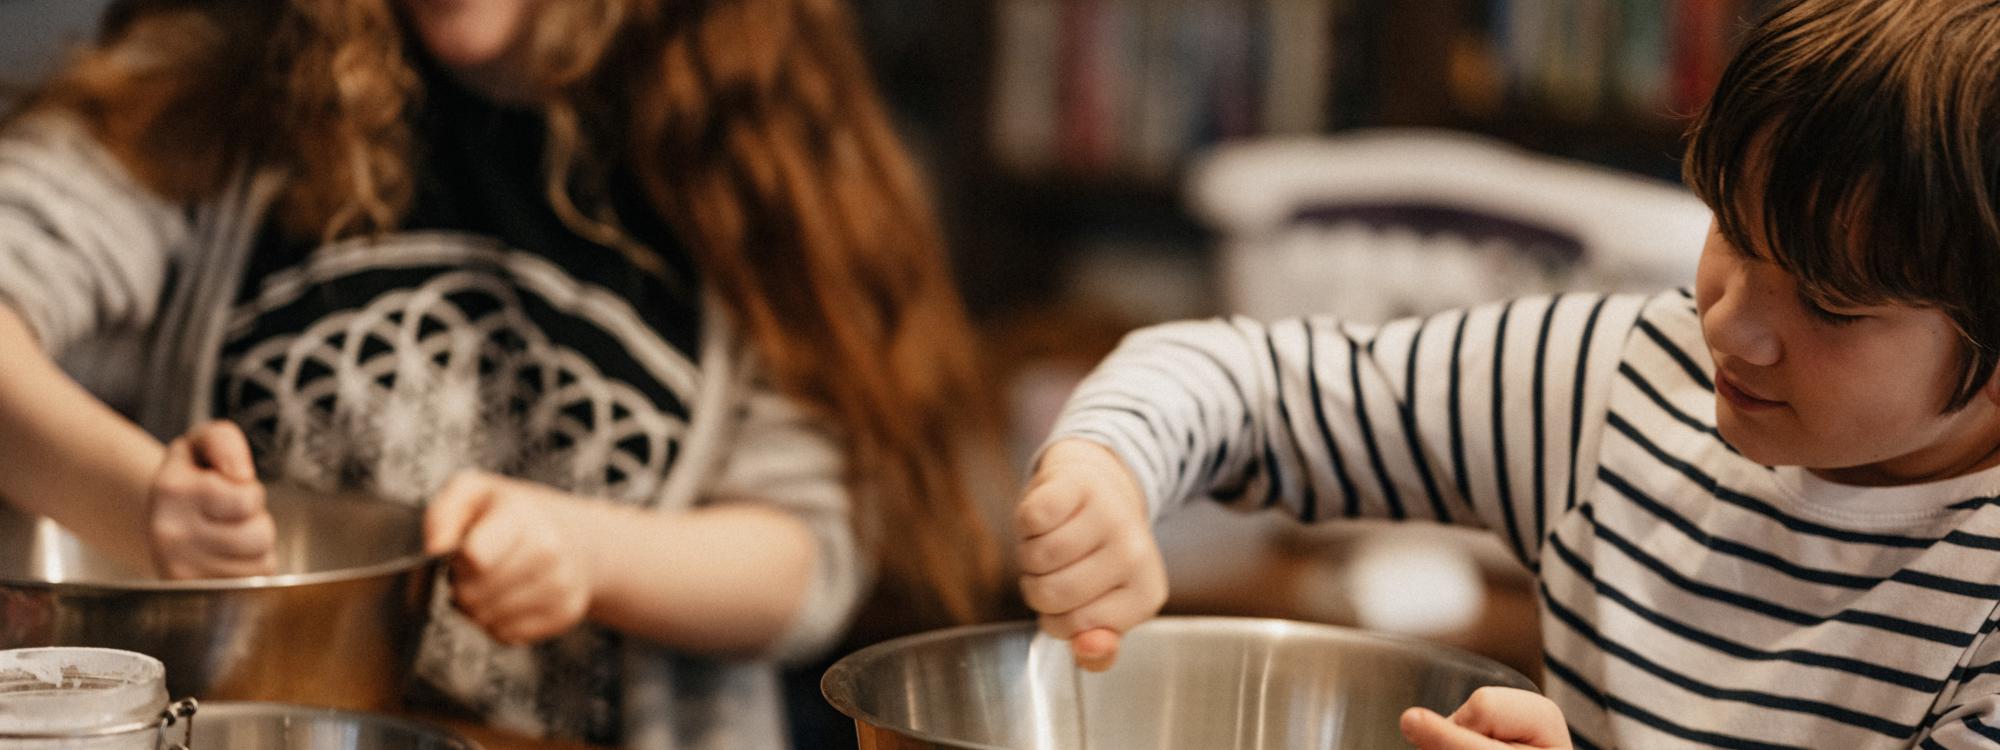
1052 290 2000 748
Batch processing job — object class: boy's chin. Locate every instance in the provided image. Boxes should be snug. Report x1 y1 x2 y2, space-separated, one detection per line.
1718 419 1868 471
1714 418 1797 467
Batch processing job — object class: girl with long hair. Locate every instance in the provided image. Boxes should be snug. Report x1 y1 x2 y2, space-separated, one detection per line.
0 0 1000 745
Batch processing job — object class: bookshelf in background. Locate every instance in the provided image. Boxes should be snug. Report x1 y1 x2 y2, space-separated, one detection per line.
988 0 1350 183
988 0 1325 185
857 0 1778 323
987 0 1778 185
1397 0 1783 178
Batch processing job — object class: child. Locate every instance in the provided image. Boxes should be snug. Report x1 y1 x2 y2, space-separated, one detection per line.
1013 1 2000 747
0 0 999 746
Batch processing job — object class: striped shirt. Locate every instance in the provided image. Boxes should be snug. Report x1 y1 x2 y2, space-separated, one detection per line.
1052 290 2000 749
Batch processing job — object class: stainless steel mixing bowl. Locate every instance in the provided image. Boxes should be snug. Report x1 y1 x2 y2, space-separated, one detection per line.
822 617 1538 749
176 702 478 749
0 487 441 711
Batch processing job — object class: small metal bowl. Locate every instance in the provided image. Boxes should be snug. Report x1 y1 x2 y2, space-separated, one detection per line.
823 616 1537 749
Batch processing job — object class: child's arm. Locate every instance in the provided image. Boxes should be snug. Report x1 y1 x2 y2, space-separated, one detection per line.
1050 294 1647 556
1016 293 1654 666
423 471 827 655
423 377 860 662
0 115 276 577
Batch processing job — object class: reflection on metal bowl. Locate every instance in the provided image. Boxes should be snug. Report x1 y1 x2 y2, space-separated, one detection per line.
179 702 478 750
821 616 1538 750
0 487 442 711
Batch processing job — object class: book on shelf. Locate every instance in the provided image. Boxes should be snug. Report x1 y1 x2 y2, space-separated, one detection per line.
1264 0 1337 136
1669 0 1734 116
992 0 1063 175
1612 0 1672 118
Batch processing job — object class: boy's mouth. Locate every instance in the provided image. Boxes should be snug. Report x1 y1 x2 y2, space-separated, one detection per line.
1717 373 1786 411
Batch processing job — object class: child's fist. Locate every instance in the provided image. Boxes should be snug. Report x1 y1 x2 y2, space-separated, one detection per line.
424 470 600 645
1013 438 1166 672
146 421 276 579
1400 687 1571 750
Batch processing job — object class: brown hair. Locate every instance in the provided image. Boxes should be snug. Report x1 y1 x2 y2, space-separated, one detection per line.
27 0 1002 626
1684 0 2000 411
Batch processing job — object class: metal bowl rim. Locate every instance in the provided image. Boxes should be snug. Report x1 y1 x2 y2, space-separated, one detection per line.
819 615 1537 749
0 551 446 592
190 701 481 750
821 620 1039 750
1 487 441 591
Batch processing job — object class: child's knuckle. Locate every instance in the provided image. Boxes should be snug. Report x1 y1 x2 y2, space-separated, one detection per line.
1012 499 1049 535
246 519 276 549
155 473 195 499
1019 576 1053 611
151 520 187 548
1111 534 1147 565
1018 544 1053 574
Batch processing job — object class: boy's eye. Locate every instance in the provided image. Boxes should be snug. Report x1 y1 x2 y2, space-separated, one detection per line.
1798 291 1867 325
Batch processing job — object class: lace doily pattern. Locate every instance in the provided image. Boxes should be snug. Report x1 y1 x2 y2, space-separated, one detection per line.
218 233 695 505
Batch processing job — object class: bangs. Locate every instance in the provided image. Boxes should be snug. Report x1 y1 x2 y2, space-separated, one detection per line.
1683 0 2000 316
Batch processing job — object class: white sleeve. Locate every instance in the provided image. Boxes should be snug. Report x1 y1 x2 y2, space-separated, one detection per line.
1049 292 1649 567
0 113 190 356
701 374 865 665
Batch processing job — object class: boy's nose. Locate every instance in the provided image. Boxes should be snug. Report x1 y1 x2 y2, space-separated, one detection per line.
1701 278 1783 368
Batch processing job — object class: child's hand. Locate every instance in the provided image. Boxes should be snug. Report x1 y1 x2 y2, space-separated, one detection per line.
1013 438 1166 672
146 421 277 579
1400 687 1572 750
424 470 601 645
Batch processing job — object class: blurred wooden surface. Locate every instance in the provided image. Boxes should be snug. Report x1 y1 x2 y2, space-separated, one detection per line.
420 716 607 750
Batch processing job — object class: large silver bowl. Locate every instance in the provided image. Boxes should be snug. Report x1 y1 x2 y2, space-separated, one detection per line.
822 617 1538 749
0 487 441 711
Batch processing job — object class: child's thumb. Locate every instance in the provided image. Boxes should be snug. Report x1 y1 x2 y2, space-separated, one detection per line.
191 421 256 483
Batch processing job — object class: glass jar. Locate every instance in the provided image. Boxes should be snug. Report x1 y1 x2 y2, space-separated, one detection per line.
0 648 175 749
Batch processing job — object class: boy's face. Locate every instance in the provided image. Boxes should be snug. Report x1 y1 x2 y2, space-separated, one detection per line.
1694 221 2000 484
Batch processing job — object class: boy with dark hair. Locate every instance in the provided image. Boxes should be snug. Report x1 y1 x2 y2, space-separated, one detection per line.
1012 1 2000 747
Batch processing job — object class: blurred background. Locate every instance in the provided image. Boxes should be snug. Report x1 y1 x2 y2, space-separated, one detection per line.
847 0 1746 688
0 0 1767 747
840 2 1750 745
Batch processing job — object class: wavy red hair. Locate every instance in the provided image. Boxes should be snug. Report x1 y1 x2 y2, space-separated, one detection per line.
24 0 1002 628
